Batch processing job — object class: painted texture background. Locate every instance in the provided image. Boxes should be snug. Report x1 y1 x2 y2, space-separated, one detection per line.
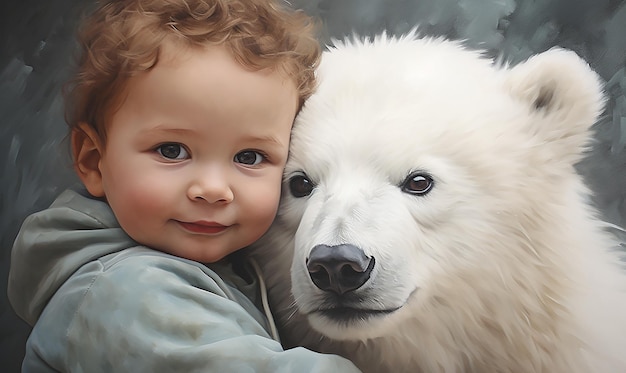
1 0 624 371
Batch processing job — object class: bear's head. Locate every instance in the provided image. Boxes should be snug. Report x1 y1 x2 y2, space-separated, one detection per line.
255 33 606 345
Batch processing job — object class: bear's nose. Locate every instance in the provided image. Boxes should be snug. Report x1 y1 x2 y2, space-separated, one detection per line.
306 244 375 295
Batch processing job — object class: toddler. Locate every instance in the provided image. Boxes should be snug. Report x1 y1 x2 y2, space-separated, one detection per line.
8 0 361 372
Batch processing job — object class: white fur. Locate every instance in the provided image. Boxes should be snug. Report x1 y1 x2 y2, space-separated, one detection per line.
249 33 626 373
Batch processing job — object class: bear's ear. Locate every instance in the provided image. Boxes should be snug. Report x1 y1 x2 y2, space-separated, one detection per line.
504 48 605 163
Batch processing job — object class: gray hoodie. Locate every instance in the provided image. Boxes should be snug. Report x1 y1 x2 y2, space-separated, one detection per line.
8 187 361 373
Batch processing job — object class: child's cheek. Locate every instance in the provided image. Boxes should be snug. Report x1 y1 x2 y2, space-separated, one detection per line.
105 168 175 237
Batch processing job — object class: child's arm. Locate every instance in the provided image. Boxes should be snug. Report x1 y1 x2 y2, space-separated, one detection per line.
22 250 362 372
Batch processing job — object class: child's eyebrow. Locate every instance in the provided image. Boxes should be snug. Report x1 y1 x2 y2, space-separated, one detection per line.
148 126 196 135
241 135 285 147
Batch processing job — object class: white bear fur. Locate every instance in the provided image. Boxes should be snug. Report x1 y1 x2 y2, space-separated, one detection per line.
249 33 626 373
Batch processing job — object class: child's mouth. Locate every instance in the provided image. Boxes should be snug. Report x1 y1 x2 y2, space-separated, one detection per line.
177 221 229 234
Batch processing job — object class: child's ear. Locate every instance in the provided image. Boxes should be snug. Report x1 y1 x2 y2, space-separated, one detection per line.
72 123 105 197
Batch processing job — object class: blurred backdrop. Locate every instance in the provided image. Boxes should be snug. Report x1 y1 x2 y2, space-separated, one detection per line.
1 0 625 371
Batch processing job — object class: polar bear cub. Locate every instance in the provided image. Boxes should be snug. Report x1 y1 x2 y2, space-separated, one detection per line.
250 33 626 373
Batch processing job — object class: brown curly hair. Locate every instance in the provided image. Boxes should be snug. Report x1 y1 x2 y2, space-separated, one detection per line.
65 0 321 144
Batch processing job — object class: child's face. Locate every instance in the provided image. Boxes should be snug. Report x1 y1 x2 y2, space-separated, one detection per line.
96 44 297 263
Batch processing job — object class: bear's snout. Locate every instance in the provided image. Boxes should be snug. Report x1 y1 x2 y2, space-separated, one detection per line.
306 244 375 295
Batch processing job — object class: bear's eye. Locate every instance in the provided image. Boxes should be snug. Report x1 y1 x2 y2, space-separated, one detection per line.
401 172 434 195
289 173 315 198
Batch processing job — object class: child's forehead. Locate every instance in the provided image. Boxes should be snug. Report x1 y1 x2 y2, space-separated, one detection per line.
115 40 299 124
157 41 236 72
156 40 294 84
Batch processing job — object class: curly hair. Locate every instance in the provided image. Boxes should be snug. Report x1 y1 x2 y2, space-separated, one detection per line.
65 0 321 143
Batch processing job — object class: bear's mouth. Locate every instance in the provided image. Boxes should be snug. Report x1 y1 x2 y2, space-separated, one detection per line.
312 306 401 323
306 287 419 324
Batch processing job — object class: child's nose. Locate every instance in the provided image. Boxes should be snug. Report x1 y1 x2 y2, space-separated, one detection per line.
187 168 234 203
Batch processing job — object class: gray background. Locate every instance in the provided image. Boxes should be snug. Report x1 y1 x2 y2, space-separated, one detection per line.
1 0 624 371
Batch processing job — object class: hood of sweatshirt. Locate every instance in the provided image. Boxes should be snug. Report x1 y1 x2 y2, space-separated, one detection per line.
8 186 136 325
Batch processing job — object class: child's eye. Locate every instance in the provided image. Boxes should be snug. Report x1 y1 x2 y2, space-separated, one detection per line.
234 150 265 165
157 143 189 160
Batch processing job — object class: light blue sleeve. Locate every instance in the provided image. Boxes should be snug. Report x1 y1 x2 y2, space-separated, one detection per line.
22 252 361 373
